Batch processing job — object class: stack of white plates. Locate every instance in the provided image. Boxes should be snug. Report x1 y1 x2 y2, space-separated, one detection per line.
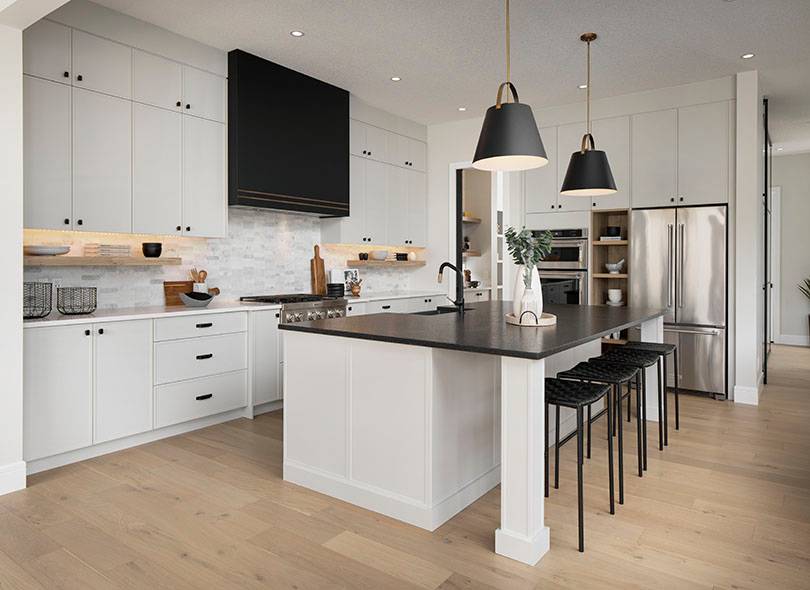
24 245 70 256
84 243 131 257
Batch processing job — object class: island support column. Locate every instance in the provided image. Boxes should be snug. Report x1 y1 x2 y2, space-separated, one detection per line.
496 356 550 565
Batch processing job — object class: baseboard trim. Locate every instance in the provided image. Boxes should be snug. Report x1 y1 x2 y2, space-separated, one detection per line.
26 408 248 475
0 461 27 496
253 399 283 417
774 334 810 347
734 385 760 405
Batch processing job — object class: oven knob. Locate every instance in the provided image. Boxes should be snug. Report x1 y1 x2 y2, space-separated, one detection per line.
335 309 344 318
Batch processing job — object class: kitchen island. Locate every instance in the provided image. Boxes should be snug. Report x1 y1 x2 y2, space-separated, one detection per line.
280 301 665 565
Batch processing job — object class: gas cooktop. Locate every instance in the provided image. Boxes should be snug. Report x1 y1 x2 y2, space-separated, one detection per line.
240 294 328 304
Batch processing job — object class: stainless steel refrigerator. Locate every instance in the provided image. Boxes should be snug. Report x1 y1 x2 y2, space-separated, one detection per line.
629 206 727 396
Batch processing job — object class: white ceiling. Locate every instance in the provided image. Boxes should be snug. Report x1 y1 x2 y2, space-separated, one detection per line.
92 0 810 149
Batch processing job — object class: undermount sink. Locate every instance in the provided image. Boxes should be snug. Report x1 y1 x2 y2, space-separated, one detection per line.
412 306 474 316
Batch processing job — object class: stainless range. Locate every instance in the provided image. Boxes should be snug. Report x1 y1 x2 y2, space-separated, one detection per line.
239 294 347 323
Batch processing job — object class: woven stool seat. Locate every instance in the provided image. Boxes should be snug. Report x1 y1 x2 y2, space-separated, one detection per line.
623 341 677 355
545 378 610 408
558 361 639 385
590 348 659 369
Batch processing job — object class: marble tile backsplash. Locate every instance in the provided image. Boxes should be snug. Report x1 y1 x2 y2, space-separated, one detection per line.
24 208 416 309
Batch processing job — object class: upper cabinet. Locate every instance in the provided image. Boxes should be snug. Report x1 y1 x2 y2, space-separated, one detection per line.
631 109 678 208
23 19 71 83
351 119 388 162
590 116 630 211
525 127 558 213
23 18 228 238
72 30 132 99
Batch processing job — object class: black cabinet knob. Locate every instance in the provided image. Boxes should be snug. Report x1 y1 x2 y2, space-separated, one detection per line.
275 313 280 318
348 306 353 311
64 218 70 225
63 71 69 78
550 205 555 209
84 329 90 336
558 204 562 208
176 225 181 231
670 197 675 202
185 104 191 109
77 219 83 225
362 150 367 155
76 74 83 81
176 101 182 107
679 196 684 202
98 328 104 335
593 203 597 207
368 151 372 156
186 226 191 232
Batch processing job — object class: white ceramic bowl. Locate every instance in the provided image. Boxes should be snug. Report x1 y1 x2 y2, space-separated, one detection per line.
369 250 389 261
605 259 625 274
607 288 623 303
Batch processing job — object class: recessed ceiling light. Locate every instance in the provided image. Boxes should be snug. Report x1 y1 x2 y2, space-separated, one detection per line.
741 52 755 59
578 84 588 89
458 106 467 112
390 76 401 82
290 30 304 37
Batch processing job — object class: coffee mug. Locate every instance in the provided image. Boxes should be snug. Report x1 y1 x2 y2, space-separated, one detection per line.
607 289 623 303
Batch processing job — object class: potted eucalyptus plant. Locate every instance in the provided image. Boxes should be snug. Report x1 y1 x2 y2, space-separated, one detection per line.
505 226 552 322
800 277 810 337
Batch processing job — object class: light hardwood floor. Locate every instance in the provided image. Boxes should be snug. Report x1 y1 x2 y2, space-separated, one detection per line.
2 345 809 589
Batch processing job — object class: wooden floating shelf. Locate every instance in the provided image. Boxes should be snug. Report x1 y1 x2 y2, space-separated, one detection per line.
462 250 482 257
592 273 628 279
347 259 426 268
593 240 628 246
24 256 182 267
462 216 482 224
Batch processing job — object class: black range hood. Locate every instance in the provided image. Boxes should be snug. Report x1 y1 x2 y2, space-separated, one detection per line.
228 50 349 216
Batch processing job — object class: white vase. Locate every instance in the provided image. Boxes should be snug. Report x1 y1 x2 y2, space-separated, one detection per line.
512 265 543 318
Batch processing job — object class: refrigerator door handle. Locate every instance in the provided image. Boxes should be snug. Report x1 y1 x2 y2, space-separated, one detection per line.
667 224 674 308
664 327 721 336
677 223 685 308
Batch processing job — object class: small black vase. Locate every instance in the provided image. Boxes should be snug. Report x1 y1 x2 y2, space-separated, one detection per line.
142 242 162 258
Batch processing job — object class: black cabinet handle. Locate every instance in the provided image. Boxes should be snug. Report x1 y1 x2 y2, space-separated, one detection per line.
679 196 684 202
368 151 372 156
381 305 391 310
275 312 280 318
77 219 83 225
593 203 597 207
63 71 69 78
185 104 191 109
98 328 104 334
176 101 181 107
558 203 562 208
195 393 213 401
476 292 482 297
196 322 213 329
186 226 191 232
84 329 91 336
64 218 70 225
196 353 213 360
550 205 555 209
348 306 353 311
176 225 181 231
362 150 367 155
670 197 675 202
76 74 83 81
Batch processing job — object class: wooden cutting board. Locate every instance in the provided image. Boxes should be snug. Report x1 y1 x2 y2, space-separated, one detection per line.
164 280 194 306
311 245 326 295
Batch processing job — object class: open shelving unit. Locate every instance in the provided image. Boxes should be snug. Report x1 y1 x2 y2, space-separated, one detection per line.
347 260 426 268
590 209 631 306
24 256 182 267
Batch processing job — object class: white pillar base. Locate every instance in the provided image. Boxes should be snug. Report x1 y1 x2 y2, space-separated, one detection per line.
0 461 26 496
495 526 550 566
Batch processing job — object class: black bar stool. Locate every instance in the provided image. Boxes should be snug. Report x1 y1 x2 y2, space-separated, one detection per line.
544 378 612 552
557 361 644 504
623 341 680 441
589 348 662 470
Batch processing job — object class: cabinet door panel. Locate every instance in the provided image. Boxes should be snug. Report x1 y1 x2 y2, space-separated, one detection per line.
525 126 558 212
133 50 182 111
631 109 678 208
73 88 132 233
678 101 729 205
349 119 366 157
251 310 282 405
340 155 366 243
183 66 225 123
24 76 72 230
183 116 226 237
407 170 427 247
23 19 71 84
72 30 132 99
133 104 182 235
364 124 387 162
386 166 408 246
591 116 630 210
24 326 93 461
364 159 388 244
408 138 426 172
556 122 591 212
95 320 153 443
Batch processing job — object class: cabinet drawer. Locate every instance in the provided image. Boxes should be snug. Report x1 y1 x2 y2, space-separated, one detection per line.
155 370 247 428
468 290 490 302
154 312 246 341
365 299 408 314
155 332 247 384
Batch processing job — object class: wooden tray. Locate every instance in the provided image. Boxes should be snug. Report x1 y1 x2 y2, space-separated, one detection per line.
505 312 557 327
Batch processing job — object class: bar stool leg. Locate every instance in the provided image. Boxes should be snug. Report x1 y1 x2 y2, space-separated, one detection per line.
657 359 664 451
662 355 669 446
627 384 632 423
607 392 615 516
616 384 624 505
633 380 642 477
544 401 549 498
640 371 648 471
587 404 592 459
576 406 585 552
554 405 560 489
674 349 680 430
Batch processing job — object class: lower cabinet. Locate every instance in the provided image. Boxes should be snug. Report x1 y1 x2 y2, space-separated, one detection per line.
155 371 247 429
467 289 490 302
251 310 283 406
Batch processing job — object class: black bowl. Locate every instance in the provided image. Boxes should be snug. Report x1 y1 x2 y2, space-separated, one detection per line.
142 242 162 258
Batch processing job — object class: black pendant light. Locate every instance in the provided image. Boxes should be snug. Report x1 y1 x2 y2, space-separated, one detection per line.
560 33 617 196
472 0 547 172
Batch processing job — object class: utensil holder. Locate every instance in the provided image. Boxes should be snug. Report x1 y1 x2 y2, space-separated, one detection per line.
56 287 97 315
23 282 52 319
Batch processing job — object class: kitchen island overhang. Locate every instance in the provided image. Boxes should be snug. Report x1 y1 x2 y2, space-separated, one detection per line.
280 301 665 565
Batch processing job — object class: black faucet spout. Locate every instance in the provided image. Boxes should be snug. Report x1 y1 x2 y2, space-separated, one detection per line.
437 262 466 313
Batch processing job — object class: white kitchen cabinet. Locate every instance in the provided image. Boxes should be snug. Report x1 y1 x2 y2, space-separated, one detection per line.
631 109 678 208
155 332 247 385
387 166 409 246
72 29 132 99
590 116 631 210
251 310 282 406
556 122 592 212
365 299 410 314
182 65 226 123
23 76 72 230
23 19 71 84
387 133 426 172
133 103 183 235
350 119 387 161
406 296 438 312
94 320 153 444
408 137 427 172
24 325 93 462
183 115 227 237
72 87 132 233
406 170 427 247
677 101 729 205
525 126 558 213
363 159 388 244
155 371 247 429
345 302 367 316
467 289 490 302
133 49 183 112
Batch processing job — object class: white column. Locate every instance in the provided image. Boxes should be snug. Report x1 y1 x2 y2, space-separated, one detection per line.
639 316 663 421
496 356 550 565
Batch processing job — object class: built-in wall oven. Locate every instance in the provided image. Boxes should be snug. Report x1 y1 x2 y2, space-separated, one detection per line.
533 228 588 270
539 271 588 305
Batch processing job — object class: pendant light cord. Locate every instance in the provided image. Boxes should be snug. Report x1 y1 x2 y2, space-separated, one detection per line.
505 0 511 90
586 38 591 135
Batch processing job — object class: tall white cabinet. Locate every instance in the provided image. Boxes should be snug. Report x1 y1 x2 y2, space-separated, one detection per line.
23 17 227 237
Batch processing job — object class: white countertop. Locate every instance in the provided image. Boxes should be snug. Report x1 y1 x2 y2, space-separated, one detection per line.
23 290 446 328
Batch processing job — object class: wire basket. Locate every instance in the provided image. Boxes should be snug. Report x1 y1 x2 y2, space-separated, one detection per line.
56 287 97 315
23 282 52 319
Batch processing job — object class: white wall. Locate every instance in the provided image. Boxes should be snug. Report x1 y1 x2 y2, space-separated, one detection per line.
772 153 810 345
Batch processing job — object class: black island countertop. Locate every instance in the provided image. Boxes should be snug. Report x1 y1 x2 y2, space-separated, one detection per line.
279 301 666 360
